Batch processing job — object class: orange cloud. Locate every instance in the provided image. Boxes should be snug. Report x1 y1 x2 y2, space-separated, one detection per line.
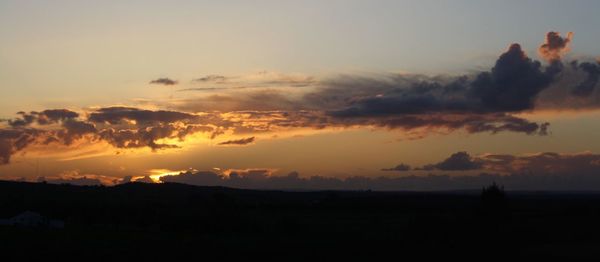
538 31 573 62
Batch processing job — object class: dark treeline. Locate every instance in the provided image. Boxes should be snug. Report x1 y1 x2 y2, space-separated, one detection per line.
1 181 600 260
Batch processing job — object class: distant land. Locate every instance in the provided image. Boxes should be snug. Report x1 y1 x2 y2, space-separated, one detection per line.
1 180 600 259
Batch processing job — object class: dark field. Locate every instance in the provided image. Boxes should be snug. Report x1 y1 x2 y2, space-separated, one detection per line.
1 181 600 260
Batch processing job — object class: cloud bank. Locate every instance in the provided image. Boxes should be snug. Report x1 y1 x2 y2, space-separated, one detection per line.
154 151 600 190
2 32 600 165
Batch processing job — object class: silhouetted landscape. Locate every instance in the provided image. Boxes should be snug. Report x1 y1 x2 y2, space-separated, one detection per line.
3 1 600 260
2 180 600 260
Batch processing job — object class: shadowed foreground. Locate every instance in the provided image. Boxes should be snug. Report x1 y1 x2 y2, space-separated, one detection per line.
1 181 600 260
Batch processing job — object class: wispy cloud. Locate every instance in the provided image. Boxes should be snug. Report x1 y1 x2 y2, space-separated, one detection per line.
218 137 255 146
150 78 178 86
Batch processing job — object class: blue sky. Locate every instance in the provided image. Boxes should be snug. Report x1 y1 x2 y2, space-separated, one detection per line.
2 0 599 113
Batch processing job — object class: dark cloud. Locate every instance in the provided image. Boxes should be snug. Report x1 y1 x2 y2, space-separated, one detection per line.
38 109 79 123
193 75 228 83
538 31 573 62
168 40 567 137
381 163 411 171
418 151 483 171
188 73 315 92
570 61 600 97
59 120 97 145
10 151 599 190
150 78 178 86
0 107 218 164
34 170 119 186
329 44 559 118
469 44 561 112
178 87 241 92
160 171 225 186
88 107 196 125
478 152 600 175
8 109 79 127
417 151 600 177
158 151 600 189
99 124 184 150
218 137 255 146
0 129 42 164
174 90 300 112
37 176 102 186
328 112 548 136
0 139 11 164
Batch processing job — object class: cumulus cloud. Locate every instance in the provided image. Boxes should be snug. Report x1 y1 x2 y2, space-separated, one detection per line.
418 152 483 171
570 60 600 97
538 31 573 62
150 78 178 86
218 137 255 146
329 44 558 117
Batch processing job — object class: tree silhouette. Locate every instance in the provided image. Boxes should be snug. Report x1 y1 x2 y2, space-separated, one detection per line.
481 182 507 215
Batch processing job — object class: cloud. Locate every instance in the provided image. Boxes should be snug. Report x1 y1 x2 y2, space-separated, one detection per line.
38 176 102 186
478 151 600 175
59 120 97 145
417 152 483 171
0 129 42 164
88 107 196 125
8 150 600 190
193 74 228 83
538 31 573 62
185 71 315 92
149 78 178 86
327 44 559 118
133 175 155 183
416 150 600 176
0 136 14 164
36 170 118 186
570 60 600 97
3 32 600 165
156 151 600 190
8 109 79 127
170 38 571 137
160 171 225 186
0 107 220 164
217 137 255 146
381 163 411 171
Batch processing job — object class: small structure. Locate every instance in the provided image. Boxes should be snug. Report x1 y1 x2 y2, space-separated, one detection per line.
0 211 65 229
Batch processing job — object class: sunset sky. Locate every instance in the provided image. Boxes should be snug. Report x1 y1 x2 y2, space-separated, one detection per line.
2 0 600 190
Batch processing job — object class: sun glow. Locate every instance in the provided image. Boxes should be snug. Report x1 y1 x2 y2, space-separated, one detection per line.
147 168 188 183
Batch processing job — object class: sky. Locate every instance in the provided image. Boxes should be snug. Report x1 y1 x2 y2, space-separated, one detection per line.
1 0 600 190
